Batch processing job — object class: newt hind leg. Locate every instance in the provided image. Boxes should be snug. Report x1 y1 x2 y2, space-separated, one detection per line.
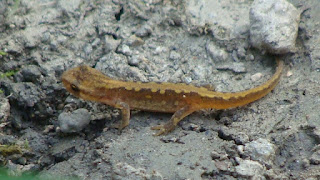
151 105 197 136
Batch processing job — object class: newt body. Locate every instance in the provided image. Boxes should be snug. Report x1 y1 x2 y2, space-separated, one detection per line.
61 58 283 135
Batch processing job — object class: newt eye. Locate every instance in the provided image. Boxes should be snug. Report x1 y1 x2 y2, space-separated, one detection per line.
70 84 80 92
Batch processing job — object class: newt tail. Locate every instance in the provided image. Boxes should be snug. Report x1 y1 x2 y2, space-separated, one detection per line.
61 58 283 135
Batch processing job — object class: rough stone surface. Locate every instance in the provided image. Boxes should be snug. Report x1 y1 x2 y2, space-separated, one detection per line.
249 0 300 54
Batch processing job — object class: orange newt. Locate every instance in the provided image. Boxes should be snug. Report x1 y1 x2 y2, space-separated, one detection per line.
61 58 283 135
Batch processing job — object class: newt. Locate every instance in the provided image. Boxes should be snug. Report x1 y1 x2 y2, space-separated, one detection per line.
61 58 283 135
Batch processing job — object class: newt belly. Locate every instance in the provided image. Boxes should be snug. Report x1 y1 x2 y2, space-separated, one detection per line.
61 58 283 135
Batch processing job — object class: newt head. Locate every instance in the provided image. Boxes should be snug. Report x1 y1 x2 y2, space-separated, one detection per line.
61 65 112 101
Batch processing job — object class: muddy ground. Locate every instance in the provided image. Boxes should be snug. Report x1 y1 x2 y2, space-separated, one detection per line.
0 0 320 179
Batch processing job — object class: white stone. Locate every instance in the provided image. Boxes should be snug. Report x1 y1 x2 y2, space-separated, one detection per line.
249 0 300 54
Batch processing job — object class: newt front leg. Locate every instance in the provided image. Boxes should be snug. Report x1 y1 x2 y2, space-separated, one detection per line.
113 101 130 131
151 106 198 136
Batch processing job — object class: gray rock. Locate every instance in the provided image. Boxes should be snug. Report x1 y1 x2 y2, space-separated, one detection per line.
210 151 228 160
0 98 10 122
244 138 276 162
186 0 250 39
91 38 101 48
57 0 81 14
17 157 27 165
112 162 163 180
6 160 36 177
128 55 141 66
206 43 228 62
135 24 152 37
249 0 300 54
117 44 132 56
83 44 93 57
20 27 46 48
20 128 49 153
39 57 66 77
0 1 6 32
104 35 121 54
8 82 42 107
51 138 88 162
2 60 20 72
58 109 91 133
8 108 24 130
6 39 23 54
0 134 16 144
124 35 144 47
235 159 264 177
216 62 246 73
310 150 320 165
20 65 42 82
64 96 82 107
169 51 181 60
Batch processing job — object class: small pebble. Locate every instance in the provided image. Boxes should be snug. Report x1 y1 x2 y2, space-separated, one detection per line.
125 35 144 47
154 46 165 55
118 44 132 56
251 73 263 81
235 159 264 177
135 24 152 37
128 56 141 66
0 98 10 122
206 43 228 62
169 51 181 60
310 150 320 165
244 138 276 162
58 108 91 133
20 65 42 82
216 62 246 73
